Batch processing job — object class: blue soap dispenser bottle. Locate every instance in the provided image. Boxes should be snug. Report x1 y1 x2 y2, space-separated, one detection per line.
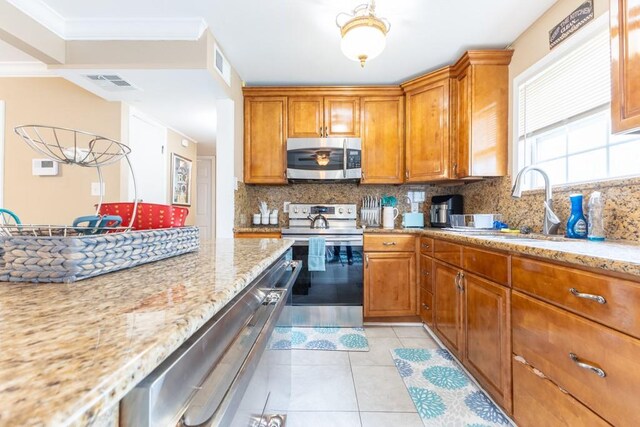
566 193 588 239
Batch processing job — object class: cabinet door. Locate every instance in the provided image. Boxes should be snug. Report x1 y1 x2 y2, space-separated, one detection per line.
364 252 416 317
361 96 404 184
324 97 360 137
611 0 640 133
288 97 324 137
405 79 451 182
420 289 434 326
455 67 471 178
464 273 512 413
244 97 287 184
433 261 464 358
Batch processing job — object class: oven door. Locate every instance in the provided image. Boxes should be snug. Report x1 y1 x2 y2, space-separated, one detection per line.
289 238 363 327
286 138 361 181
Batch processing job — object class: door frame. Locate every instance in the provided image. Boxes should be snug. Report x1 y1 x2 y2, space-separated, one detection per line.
0 101 5 207
196 155 216 239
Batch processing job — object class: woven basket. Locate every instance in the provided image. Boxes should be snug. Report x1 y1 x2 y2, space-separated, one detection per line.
0 226 200 283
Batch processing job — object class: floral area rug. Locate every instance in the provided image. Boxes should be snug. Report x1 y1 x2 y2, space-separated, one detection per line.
269 327 369 351
391 348 513 426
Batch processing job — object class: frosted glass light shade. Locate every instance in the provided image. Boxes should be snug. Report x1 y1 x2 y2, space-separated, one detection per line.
340 21 387 67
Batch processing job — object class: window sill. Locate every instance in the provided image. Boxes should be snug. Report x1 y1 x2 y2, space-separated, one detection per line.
516 175 640 197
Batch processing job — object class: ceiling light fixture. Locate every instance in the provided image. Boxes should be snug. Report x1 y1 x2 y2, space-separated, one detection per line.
336 0 391 68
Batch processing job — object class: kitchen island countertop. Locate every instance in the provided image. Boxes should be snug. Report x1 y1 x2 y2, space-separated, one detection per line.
0 238 293 426
364 227 640 278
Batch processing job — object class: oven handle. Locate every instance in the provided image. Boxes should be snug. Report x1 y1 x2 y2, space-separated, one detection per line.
290 238 363 247
180 261 301 427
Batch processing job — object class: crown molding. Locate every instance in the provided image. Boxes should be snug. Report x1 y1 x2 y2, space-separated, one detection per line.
6 0 208 41
0 61 51 76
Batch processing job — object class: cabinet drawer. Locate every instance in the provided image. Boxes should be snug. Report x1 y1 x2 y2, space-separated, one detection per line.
512 358 609 427
462 246 509 286
364 234 415 252
234 232 281 239
420 289 433 325
433 239 462 267
512 291 640 426
513 256 640 339
419 237 434 255
419 254 433 291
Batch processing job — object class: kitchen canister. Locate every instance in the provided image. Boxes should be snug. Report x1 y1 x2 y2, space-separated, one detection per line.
270 210 279 225
253 213 261 225
261 214 270 225
382 206 399 229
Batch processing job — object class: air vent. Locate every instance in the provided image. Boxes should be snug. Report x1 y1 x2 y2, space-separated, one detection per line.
84 74 139 92
214 44 231 87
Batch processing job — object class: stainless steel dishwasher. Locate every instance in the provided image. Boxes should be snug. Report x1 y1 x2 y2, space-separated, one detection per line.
121 254 300 427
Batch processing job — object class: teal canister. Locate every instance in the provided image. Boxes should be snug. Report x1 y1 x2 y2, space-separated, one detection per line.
566 194 588 239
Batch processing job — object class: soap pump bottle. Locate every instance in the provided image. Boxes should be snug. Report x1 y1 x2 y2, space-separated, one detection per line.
587 191 605 241
566 194 588 239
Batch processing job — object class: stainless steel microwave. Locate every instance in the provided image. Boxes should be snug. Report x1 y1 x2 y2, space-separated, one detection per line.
286 138 362 181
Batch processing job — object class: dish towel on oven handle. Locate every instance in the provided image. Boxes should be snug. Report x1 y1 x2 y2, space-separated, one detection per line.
307 237 326 272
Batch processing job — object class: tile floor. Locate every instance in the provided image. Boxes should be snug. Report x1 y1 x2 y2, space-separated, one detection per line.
286 325 437 427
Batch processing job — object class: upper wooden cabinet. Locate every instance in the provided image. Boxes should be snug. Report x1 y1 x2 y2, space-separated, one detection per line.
611 0 640 133
288 96 360 138
453 51 513 179
361 96 405 184
244 97 287 184
402 69 453 182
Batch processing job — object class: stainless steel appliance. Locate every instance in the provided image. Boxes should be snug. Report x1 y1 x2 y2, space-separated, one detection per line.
430 194 464 228
121 256 301 427
286 138 361 181
282 203 363 327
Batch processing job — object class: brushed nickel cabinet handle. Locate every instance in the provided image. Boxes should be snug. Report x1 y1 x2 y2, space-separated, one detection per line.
569 288 606 304
366 254 369 268
422 303 430 310
382 242 397 246
569 353 606 378
405 170 409 179
422 243 430 248
455 272 465 292
319 127 323 136
422 271 430 276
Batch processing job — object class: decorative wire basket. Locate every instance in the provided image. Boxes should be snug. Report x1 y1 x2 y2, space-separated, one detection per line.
7 125 139 236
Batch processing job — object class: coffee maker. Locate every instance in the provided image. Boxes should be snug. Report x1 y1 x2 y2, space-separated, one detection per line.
430 195 464 228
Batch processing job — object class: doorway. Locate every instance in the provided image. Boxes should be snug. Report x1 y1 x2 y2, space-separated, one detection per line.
128 109 167 203
196 156 216 240
0 100 4 208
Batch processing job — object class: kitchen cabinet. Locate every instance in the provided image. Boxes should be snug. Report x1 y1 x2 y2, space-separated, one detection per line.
243 97 287 184
361 96 405 184
452 51 512 179
288 96 360 138
464 272 511 412
364 234 417 317
234 232 282 239
433 260 464 358
611 0 640 133
402 69 453 182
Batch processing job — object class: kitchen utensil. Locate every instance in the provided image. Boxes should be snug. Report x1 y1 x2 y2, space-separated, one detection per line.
99 203 188 230
73 215 122 235
0 209 21 225
382 206 399 229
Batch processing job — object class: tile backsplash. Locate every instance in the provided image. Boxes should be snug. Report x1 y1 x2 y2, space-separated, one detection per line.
236 176 640 242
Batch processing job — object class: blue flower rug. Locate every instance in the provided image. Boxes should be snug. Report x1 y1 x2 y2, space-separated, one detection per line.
391 348 513 426
270 327 369 351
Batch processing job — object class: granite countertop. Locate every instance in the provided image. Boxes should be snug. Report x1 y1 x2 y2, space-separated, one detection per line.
234 226 283 233
364 227 640 278
0 238 294 426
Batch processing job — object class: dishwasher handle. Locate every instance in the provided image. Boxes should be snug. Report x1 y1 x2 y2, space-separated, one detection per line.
181 261 300 427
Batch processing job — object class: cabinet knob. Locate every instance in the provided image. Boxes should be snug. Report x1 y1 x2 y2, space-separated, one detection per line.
422 303 430 310
422 243 430 248
422 271 430 276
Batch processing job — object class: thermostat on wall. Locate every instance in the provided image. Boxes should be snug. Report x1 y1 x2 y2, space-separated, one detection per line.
32 159 59 176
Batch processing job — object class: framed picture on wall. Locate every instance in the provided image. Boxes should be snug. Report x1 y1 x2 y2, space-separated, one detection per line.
171 154 192 206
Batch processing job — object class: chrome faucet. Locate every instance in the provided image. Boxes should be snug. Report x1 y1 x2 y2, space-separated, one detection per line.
511 166 561 235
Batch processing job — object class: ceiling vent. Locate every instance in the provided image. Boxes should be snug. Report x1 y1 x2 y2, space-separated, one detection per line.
84 74 139 92
214 45 231 87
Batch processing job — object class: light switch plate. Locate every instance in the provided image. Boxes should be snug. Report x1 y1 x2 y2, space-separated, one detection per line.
91 182 105 196
284 202 290 213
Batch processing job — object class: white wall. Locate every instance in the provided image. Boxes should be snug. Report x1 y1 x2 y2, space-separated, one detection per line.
0 100 4 207
216 99 235 238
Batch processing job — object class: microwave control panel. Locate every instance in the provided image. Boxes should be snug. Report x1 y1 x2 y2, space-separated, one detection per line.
347 150 361 169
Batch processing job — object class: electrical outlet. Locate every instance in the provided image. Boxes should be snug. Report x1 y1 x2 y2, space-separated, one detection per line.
284 202 290 213
91 182 105 196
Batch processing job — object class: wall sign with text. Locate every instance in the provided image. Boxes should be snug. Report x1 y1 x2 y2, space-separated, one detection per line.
549 0 594 49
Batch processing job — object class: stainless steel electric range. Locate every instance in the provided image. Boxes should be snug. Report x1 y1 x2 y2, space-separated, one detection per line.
282 203 363 327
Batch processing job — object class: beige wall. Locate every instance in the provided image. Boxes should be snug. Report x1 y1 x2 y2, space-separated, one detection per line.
2 77 122 225
166 130 198 225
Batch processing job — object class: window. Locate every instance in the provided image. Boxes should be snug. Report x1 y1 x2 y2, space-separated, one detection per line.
515 26 640 190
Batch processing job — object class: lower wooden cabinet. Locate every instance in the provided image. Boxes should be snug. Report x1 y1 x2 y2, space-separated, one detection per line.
364 252 416 317
433 261 464 358
234 232 282 239
464 273 511 412
512 358 609 427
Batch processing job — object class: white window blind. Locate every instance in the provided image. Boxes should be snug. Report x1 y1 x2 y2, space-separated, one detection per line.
518 30 610 137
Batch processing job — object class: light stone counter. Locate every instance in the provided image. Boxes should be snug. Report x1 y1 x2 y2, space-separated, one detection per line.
0 238 293 426
365 227 640 278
